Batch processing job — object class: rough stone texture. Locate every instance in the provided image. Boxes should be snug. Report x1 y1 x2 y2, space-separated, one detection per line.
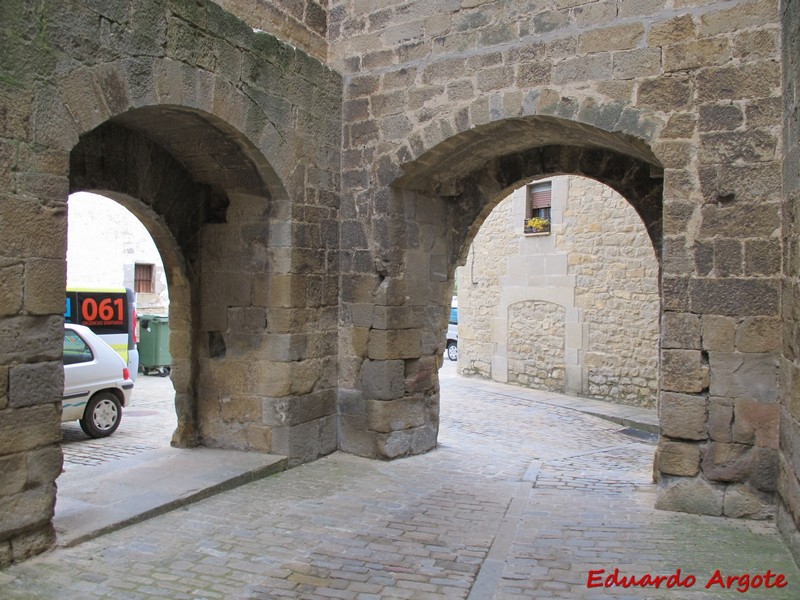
655 475 724 516
0 0 797 567
0 0 341 565
212 0 329 61
780 0 800 565
458 176 659 407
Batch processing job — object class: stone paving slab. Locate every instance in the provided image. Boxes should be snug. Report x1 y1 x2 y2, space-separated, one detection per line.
55 446 287 547
1 367 797 598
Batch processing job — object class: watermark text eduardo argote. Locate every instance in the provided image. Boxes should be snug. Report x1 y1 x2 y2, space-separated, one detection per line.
586 568 788 593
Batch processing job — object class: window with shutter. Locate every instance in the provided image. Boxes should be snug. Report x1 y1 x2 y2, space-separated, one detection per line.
525 181 552 234
134 263 155 293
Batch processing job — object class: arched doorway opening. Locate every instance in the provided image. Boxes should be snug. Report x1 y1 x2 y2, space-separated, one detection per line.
69 106 286 451
339 115 664 460
456 175 660 410
62 191 176 462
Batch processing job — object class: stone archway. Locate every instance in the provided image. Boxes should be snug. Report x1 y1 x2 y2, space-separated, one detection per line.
0 1 342 562
337 114 664 462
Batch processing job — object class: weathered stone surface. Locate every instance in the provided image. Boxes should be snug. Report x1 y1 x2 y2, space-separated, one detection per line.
662 312 701 349
367 329 422 360
708 397 733 442
724 483 774 519
690 278 780 316
709 352 779 402
0 263 24 317
0 405 61 455
0 485 56 536
701 442 753 482
732 399 780 448
8 362 62 409
702 315 736 352
657 441 701 476
361 359 405 401
655 476 724 516
661 349 709 393
660 392 708 441
735 317 781 353
366 396 427 433
9 523 56 563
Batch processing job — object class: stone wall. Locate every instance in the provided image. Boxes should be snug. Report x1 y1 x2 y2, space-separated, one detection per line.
0 0 797 568
330 0 786 526
458 176 659 407
212 0 329 61
570 177 659 406
780 0 800 566
0 0 340 565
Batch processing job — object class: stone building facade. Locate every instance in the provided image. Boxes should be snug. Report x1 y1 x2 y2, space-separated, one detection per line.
1 0 799 567
458 176 659 408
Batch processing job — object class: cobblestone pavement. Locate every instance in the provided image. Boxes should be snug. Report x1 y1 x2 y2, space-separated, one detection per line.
2 362 798 599
60 374 177 469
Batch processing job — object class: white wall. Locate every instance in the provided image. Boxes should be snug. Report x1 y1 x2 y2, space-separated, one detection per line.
67 192 169 315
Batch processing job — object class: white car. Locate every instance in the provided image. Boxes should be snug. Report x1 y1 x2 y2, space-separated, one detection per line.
63 323 134 437
446 298 458 361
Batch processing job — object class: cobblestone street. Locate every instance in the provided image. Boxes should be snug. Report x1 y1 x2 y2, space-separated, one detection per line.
1 364 798 599
60 374 177 470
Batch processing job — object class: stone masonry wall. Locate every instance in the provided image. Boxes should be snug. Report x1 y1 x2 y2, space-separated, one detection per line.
458 176 658 407
0 0 341 565
212 0 329 61
508 300 567 392
330 0 786 525
568 177 659 407
779 0 800 566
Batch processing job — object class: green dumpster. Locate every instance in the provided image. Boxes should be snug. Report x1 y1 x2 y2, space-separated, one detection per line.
138 314 172 376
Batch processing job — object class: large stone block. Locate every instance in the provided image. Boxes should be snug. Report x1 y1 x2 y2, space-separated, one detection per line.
662 312 701 349
8 361 62 409
404 356 438 394
689 278 780 316
579 23 644 53
656 441 700 476
735 317 781 353
637 76 692 110
707 397 733 442
10 523 55 564
723 483 774 519
0 262 23 317
366 396 427 433
25 446 63 489
655 475 724 516
0 484 56 537
731 398 779 448
748 446 778 492
661 349 708 393
0 198 66 260
367 328 422 360
709 352 778 402
361 359 405 400
664 38 731 72
701 442 752 482
660 392 708 440
0 404 61 455
702 315 735 351
0 453 26 497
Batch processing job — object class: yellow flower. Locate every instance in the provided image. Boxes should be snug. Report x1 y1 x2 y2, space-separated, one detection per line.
526 217 550 230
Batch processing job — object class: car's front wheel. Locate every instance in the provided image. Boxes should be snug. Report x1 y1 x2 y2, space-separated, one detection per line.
80 392 122 438
446 340 458 361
